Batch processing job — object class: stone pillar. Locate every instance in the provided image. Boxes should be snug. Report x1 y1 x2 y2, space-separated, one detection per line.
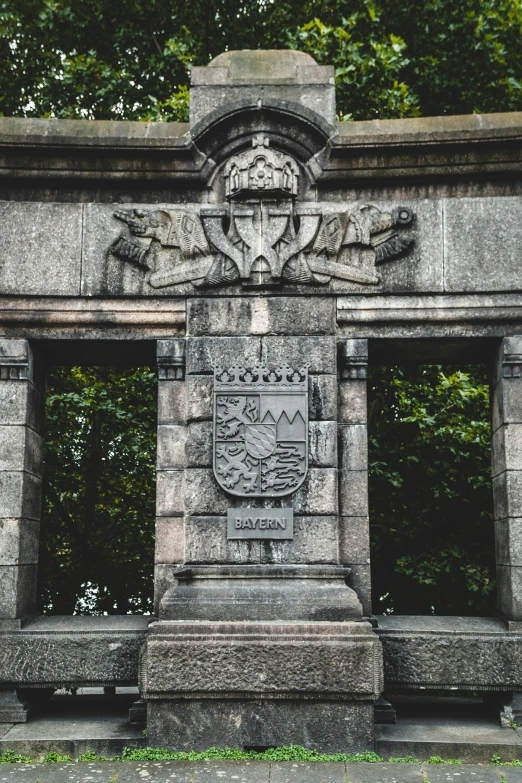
338 339 371 616
0 339 44 622
154 338 186 613
492 336 522 622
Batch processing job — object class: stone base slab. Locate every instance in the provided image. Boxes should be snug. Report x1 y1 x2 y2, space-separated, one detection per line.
147 698 375 753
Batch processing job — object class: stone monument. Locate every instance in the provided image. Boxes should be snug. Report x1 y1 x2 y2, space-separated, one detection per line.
1 48 522 756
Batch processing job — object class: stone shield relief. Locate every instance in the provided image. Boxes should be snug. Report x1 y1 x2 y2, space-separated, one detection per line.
213 365 309 498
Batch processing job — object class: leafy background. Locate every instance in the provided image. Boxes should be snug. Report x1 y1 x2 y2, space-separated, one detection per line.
1 0 516 614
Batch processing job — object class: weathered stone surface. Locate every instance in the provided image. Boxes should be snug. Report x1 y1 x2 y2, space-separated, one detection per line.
345 763 424 783
154 564 178 614
497 564 522 620
0 616 148 685
339 470 369 517
0 564 36 618
495 518 522 567
309 374 337 421
186 376 213 422
492 377 522 433
492 424 522 476
338 380 367 424
293 469 338 515
0 472 41 520
0 383 40 430
339 517 371 564
348 564 372 617
0 202 82 296
422 766 500 782
270 762 346 783
158 382 187 426
155 517 184 564
377 616 522 688
157 425 186 470
0 519 39 565
187 337 262 375
143 622 379 695
339 425 367 472
445 197 522 292
185 516 339 564
262 336 336 374
0 427 42 475
185 421 212 467
192 760 269 783
147 699 373 754
156 471 185 517
493 471 522 519
188 297 335 336
185 469 228 515
119 761 196 782
309 421 337 467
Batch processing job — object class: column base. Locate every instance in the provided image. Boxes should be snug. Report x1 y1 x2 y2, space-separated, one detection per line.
0 689 31 723
147 698 375 753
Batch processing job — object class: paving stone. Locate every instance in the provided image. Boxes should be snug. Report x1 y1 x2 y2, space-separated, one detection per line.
270 761 346 782
345 762 424 782
192 760 270 782
421 765 502 782
37 762 124 782
118 760 196 781
500 768 522 782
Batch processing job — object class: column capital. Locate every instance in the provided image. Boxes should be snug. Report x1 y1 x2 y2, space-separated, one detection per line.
0 339 33 381
338 339 368 380
500 336 522 379
157 339 186 380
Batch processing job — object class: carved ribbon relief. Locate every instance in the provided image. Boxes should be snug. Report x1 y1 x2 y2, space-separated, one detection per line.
108 136 414 289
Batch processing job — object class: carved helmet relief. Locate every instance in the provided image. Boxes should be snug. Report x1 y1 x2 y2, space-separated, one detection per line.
108 134 415 289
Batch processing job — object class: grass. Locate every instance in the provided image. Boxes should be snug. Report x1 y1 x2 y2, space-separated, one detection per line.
0 745 520 765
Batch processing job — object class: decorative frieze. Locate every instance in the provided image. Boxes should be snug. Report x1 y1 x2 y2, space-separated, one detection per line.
157 339 186 381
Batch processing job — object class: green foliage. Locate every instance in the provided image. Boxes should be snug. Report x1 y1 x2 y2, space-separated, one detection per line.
0 749 34 763
78 750 112 761
426 756 462 764
42 751 73 762
120 745 384 762
1 0 522 121
39 366 156 615
369 365 495 615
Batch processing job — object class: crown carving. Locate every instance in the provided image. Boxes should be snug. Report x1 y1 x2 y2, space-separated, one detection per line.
214 364 308 391
223 135 299 200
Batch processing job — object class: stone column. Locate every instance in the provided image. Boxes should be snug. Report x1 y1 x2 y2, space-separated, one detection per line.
338 339 371 616
0 339 44 622
492 336 522 622
154 338 186 613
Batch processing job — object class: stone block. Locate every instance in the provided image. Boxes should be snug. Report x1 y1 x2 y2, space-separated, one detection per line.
262 336 336 374
154 564 178 615
492 378 522 434
445 197 522 292
158 382 186 426
0 519 40 565
338 380 367 424
309 374 337 421
420 767 499 783
0 615 148 684
185 516 261 564
0 382 40 430
309 421 337 467
156 471 185 517
186 337 262 375
184 469 228 515
0 202 82 296
0 564 36 618
186 376 213 422
0 426 42 475
339 471 369 517
270 762 346 783
187 297 335 336
339 517 371 564
157 425 186 470
147 699 373 754
345 765 423 783
339 425 368 472
497 565 522 620
348 564 372 616
185 421 212 467
192 760 270 782
0 472 41 520
185 516 339 565
293 469 338 516
260 516 339 564
155 517 185 564
493 471 522 520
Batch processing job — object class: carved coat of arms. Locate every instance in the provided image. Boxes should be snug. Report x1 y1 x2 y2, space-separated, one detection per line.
213 365 308 497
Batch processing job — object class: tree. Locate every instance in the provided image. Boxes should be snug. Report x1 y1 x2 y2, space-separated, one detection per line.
39 366 156 614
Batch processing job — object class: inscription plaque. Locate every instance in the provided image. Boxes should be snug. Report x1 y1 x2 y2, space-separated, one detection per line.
227 508 294 540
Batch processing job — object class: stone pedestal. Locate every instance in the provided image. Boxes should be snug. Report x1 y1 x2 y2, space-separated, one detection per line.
141 565 382 752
